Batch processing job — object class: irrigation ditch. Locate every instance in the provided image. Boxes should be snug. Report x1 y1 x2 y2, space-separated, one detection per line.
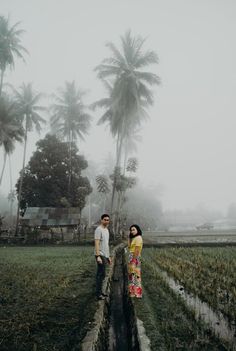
81 243 150 351
81 242 236 351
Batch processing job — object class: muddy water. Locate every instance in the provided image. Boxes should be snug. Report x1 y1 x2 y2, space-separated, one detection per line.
158 268 236 350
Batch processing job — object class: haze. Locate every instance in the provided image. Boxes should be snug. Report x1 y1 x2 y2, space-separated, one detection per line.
1 0 236 214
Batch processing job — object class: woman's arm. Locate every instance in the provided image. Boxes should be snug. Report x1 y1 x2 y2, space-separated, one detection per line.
133 245 141 258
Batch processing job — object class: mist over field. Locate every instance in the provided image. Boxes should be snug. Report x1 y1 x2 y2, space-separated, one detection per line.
1 0 236 226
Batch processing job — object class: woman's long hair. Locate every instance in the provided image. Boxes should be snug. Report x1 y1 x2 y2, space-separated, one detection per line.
129 224 142 240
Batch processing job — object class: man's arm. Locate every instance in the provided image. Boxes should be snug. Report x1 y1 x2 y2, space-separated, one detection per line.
95 239 102 264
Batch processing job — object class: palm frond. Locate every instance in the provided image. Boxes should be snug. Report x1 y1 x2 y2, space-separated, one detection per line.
50 81 91 142
105 41 126 66
90 98 111 111
135 50 159 68
135 71 161 86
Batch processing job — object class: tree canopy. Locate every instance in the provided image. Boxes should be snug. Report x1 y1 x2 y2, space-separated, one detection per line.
16 134 92 212
94 30 160 166
0 15 28 95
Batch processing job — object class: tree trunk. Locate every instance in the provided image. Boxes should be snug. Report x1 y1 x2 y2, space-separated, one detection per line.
8 155 14 226
115 191 122 235
88 194 91 227
110 119 126 239
0 69 5 97
123 147 128 175
103 195 106 213
15 116 28 236
110 135 123 214
0 151 7 186
68 132 72 198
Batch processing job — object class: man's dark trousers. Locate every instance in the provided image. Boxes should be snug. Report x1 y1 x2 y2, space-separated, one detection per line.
96 256 107 297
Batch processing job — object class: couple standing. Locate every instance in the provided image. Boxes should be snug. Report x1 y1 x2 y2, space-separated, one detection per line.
94 213 143 300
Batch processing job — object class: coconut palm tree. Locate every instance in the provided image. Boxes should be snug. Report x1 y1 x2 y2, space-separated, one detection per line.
8 189 16 227
95 30 160 166
0 16 28 96
96 174 110 212
13 83 46 235
50 81 92 194
123 128 141 174
94 30 160 218
0 94 24 186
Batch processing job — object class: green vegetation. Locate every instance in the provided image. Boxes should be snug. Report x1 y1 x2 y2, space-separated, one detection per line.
143 246 236 322
134 251 230 350
15 134 92 212
0 246 96 351
0 15 28 96
1 14 161 231
93 29 160 226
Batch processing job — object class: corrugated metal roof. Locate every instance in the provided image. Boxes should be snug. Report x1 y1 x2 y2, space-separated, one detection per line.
21 207 81 227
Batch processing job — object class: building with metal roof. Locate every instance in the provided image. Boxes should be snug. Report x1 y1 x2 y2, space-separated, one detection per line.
21 207 81 227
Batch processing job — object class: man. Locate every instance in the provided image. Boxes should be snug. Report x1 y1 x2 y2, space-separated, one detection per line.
94 214 111 300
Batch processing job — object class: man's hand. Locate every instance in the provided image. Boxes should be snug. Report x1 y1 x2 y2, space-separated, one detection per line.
108 257 112 265
97 256 102 264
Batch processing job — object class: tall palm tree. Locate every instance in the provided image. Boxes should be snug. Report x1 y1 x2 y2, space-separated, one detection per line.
8 189 16 227
123 128 141 174
0 94 24 185
14 83 46 235
0 16 28 96
96 174 110 212
94 30 160 216
50 81 92 194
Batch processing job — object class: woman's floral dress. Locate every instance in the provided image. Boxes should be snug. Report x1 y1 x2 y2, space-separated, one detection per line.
128 235 143 298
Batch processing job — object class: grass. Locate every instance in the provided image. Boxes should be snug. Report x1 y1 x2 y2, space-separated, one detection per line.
0 246 96 351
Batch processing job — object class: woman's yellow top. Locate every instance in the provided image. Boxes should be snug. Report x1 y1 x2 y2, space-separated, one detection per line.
129 235 143 255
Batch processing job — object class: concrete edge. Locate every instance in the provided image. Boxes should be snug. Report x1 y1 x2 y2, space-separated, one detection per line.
136 318 152 351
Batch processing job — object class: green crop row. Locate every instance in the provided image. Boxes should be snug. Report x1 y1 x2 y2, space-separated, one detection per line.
134 258 228 350
142 246 236 322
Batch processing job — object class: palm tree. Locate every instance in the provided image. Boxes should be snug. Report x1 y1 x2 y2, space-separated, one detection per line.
0 94 24 185
117 158 138 222
8 189 16 227
123 128 141 174
96 174 110 212
0 16 28 96
94 30 160 217
50 81 92 194
14 83 46 235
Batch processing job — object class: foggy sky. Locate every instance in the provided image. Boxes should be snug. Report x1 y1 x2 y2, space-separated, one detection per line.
1 0 236 213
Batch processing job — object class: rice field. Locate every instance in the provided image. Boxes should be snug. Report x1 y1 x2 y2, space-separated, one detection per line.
0 246 96 351
143 246 236 322
1 245 236 350
134 246 236 350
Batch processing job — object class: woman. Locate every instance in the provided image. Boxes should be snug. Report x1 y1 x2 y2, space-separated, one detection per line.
128 224 143 298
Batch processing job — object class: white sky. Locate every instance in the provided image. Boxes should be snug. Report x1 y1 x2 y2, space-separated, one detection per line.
1 0 236 213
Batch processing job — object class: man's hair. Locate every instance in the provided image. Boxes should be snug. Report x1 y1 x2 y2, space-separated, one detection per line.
101 214 110 220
